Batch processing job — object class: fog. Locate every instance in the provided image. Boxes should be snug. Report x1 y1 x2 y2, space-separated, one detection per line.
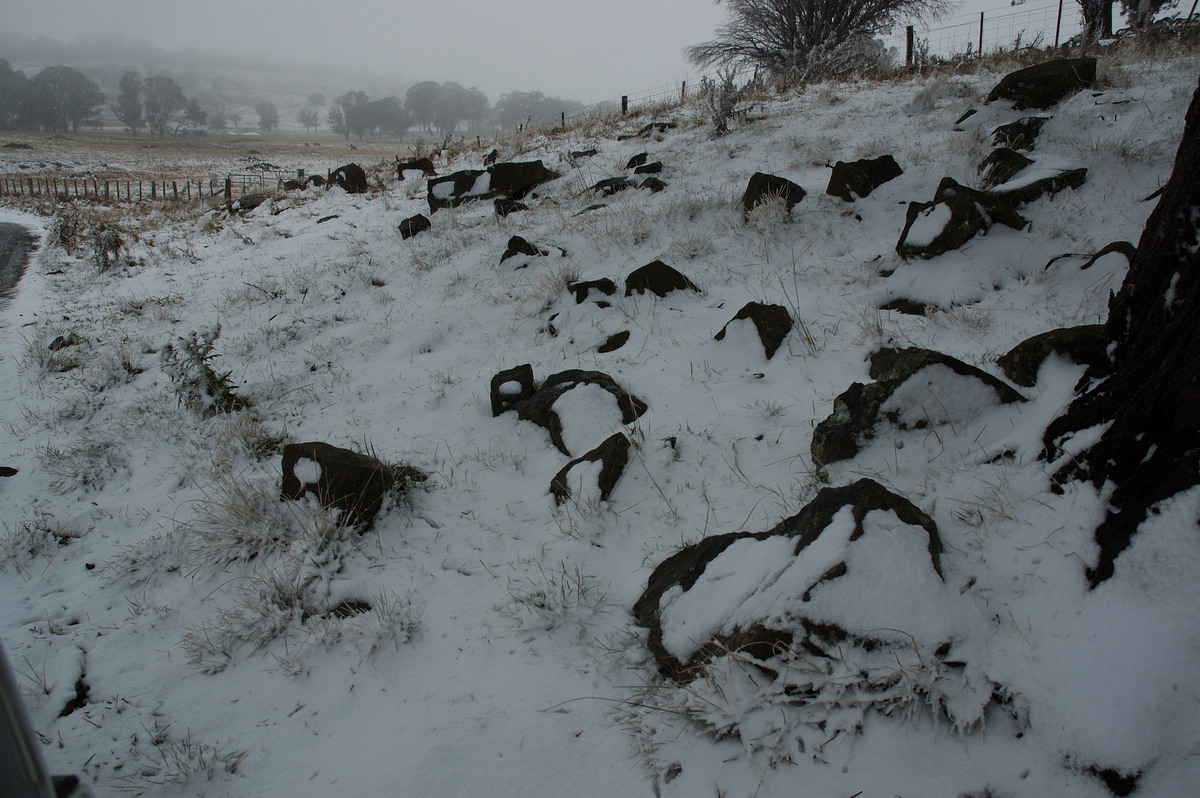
5 0 729 104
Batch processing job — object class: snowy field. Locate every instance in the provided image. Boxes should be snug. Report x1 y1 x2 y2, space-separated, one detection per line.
2 47 1199 798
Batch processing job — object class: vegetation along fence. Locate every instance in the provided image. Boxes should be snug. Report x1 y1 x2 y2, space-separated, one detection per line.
0 171 289 204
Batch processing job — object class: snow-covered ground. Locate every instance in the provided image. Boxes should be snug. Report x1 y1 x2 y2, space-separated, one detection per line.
2 48 1198 798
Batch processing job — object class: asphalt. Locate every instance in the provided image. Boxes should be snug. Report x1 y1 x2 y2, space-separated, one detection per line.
0 222 37 300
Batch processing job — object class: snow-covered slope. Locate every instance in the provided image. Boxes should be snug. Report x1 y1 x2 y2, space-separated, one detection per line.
2 49 1198 798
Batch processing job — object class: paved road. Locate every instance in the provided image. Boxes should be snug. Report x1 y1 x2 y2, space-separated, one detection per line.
0 222 37 300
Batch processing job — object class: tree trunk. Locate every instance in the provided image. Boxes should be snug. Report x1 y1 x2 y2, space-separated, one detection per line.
1044 77 1200 587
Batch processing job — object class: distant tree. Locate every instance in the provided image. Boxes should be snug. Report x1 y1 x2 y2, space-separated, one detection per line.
1117 0 1177 29
406 81 443 133
366 95 409 137
330 90 369 139
0 59 28 129
492 90 582 130
685 0 948 80
298 106 319 132
308 91 325 107
175 98 207 134
143 75 186 137
435 81 472 133
254 100 279 131
112 71 144 133
24 65 104 132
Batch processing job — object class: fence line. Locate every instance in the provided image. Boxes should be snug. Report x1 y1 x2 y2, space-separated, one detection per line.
0 171 289 205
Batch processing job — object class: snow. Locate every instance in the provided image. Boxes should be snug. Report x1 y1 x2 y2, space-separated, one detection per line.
2 50 1200 798
903 200 953 246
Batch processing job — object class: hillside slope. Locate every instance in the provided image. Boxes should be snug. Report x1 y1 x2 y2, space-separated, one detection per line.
2 48 1199 797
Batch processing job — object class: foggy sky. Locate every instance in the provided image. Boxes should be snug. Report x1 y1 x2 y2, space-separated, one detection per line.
5 0 730 104
5 1 1079 104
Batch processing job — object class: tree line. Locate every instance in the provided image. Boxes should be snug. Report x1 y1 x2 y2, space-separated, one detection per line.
0 59 584 139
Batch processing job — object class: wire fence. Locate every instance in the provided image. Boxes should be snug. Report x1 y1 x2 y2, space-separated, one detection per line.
0 170 291 205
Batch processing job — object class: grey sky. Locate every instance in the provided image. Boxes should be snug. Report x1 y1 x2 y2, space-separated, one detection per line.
4 1 1104 104
5 0 729 104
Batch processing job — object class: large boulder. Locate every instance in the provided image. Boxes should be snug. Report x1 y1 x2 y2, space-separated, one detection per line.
978 147 1035 189
714 302 793 359
625 260 699 297
990 164 1088 207
986 57 1097 110
499 235 548 266
396 157 437 180
992 116 1051 151
811 347 1026 466
398 214 431 239
742 172 806 220
281 442 396 528
997 325 1109 387
896 177 1027 259
329 163 369 194
633 478 943 682
490 363 536 417
427 160 556 212
825 155 903 201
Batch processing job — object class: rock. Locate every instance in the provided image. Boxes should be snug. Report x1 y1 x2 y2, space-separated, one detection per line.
597 330 630 353
570 148 598 160
990 165 1088 206
0 466 17 477
992 116 1051 151
428 160 556 212
634 161 663 175
494 198 529 217
329 163 369 193
638 177 667 193
742 172 806 220
427 169 489 211
625 260 700 297
490 363 536 417
398 214 431 239
997 325 1109 387
396 157 437 180
568 278 618 304
550 433 630 505
280 441 396 527
231 192 268 213
896 177 1027 259
499 235 548 265
484 148 500 166
825 155 903 201
590 177 632 196
879 298 930 315
986 57 1097 110
714 302 793 358
978 147 1035 189
512 370 648 456
633 478 942 681
811 347 1025 466
48 332 85 351
625 152 649 169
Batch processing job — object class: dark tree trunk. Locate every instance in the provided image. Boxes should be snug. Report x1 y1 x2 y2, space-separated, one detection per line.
1044 77 1200 588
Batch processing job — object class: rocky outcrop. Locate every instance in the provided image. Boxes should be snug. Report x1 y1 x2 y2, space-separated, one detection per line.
329 163 369 194
398 214 431 239
281 441 406 528
634 478 942 682
508 369 648 456
396 157 437 180
427 160 556 212
714 302 793 358
742 172 806 220
986 57 1097 110
992 116 1051 151
550 433 630 505
625 260 699 297
825 155 903 201
811 347 1026 466
997 325 1109 387
896 177 1027 259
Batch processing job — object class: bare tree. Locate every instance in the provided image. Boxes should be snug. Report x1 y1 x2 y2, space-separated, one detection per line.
1119 0 1180 29
685 0 949 80
143 75 185 138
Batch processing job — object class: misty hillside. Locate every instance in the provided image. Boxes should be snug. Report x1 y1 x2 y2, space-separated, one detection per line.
2 35 1199 798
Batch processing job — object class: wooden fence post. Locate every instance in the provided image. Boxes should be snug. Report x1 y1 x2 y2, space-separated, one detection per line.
1055 0 1064 47
681 81 687 101
622 95 629 115
978 12 985 55
172 181 178 200
224 177 232 203
907 25 915 66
